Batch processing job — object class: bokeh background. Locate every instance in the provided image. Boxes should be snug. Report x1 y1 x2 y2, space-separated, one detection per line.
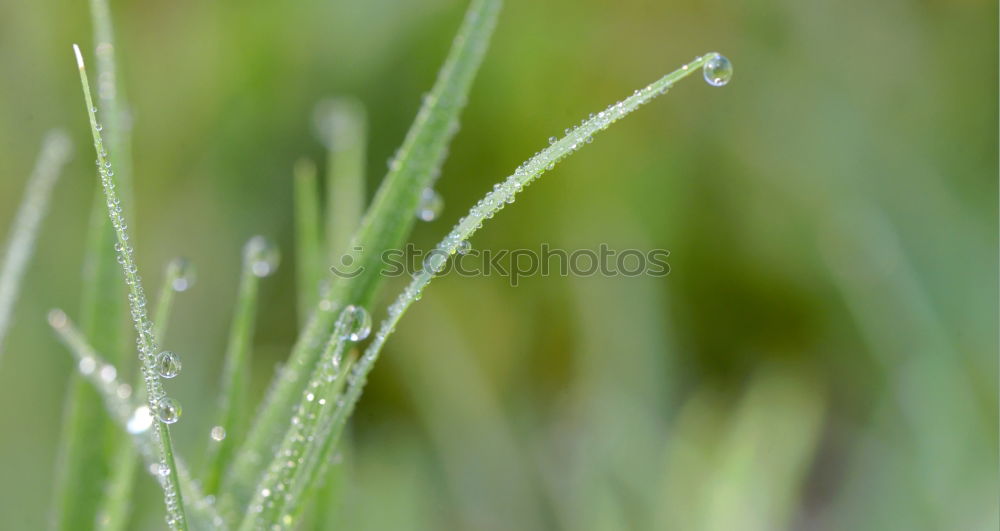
0 0 996 529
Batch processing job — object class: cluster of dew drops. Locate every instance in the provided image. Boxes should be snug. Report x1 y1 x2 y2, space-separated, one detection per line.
125 260 194 435
90 107 187 433
127 236 281 444
247 303 371 525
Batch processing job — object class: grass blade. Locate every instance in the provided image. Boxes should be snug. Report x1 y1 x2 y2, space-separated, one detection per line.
293 160 323 322
48 310 222 530
153 258 195 341
55 1 134 523
202 237 273 497
306 52 729 501
318 97 367 262
73 43 188 530
237 311 354 530
96 258 191 530
88 0 133 205
0 130 71 358
222 0 501 512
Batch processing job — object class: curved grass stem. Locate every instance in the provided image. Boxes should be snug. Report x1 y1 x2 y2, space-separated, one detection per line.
316 52 723 488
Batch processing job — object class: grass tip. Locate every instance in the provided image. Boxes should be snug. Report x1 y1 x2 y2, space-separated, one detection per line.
72 44 84 69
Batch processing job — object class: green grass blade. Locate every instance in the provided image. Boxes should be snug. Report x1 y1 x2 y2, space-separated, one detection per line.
237 313 353 530
47 310 223 530
309 52 729 496
293 160 323 323
318 97 367 262
0 130 71 358
88 0 133 211
73 44 188 530
222 0 501 512
153 258 195 341
96 258 191 530
55 2 133 522
202 237 272 497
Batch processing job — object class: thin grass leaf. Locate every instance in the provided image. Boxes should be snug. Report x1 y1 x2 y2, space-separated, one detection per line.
237 311 354 530
318 97 367 262
202 237 274 497
47 310 223 531
153 258 195 341
0 130 71 358
293 160 323 323
73 44 188 530
96 258 192 530
294 53 731 507
222 0 501 512
55 2 134 524
88 0 133 208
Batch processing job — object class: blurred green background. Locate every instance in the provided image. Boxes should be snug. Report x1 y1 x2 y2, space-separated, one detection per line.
0 0 996 529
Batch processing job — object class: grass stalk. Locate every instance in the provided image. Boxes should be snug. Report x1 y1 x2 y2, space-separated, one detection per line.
237 313 353 530
319 97 367 262
55 1 134 524
73 43 188 530
293 160 323 323
0 130 71 359
202 237 271 496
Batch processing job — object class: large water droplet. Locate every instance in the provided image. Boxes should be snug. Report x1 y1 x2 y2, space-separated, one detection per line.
246 236 280 277
417 188 443 222
169 258 196 292
155 396 182 424
157 351 182 378
703 53 733 87
337 305 371 342
210 426 226 441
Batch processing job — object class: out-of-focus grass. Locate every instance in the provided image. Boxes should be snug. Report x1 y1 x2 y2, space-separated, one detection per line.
0 0 995 529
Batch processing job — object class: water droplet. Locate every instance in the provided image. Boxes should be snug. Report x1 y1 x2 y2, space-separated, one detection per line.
79 357 96 375
456 240 472 255
548 136 557 145
210 426 226 441
417 188 443 222
99 364 117 383
47 309 67 328
169 258 196 292
157 351 182 378
155 396 182 424
337 305 371 342
127 406 154 433
247 236 280 277
703 53 733 87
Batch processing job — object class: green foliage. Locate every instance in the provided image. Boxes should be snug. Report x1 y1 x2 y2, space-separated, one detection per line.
52 0 731 526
